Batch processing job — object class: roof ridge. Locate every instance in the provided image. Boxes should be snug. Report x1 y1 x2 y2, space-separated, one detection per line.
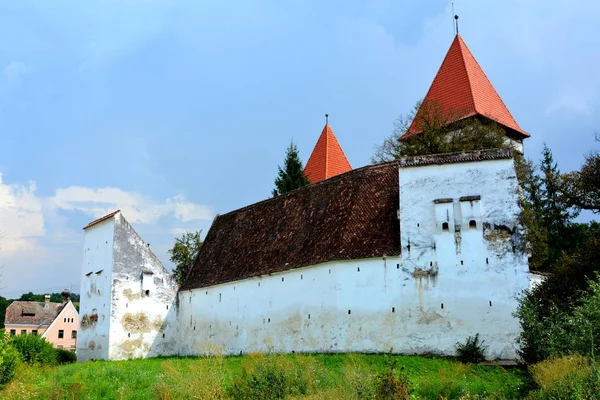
324 124 330 179
216 161 398 220
456 36 477 113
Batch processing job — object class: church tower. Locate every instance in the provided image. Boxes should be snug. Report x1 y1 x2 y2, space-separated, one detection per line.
401 34 529 153
304 116 352 183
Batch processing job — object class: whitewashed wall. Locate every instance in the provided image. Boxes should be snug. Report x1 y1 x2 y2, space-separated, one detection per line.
108 214 178 360
78 219 115 362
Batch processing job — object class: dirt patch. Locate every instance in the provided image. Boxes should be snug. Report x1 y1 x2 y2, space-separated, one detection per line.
119 338 143 352
411 266 438 278
123 288 141 302
80 314 98 330
122 312 153 333
88 340 96 350
417 308 443 324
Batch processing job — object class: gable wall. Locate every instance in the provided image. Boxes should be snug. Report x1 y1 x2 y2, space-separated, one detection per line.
78 219 115 361
42 302 79 350
107 213 178 360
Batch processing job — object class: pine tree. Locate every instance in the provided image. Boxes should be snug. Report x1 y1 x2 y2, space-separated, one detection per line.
539 144 578 265
272 140 309 196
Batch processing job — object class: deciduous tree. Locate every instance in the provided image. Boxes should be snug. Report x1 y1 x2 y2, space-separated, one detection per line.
169 230 203 286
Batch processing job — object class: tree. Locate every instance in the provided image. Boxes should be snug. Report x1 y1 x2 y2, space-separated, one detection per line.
539 144 579 265
372 100 509 162
169 230 203 286
272 140 309 196
560 135 600 213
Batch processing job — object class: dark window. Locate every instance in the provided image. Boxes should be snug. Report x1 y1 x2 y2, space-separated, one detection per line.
469 220 477 229
32 330 38 335
71 330 77 339
58 330 64 339
442 222 449 231
145 290 150 297
21 330 27 335
9 329 16 336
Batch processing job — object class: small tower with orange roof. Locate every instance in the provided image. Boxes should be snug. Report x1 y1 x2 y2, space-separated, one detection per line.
401 31 529 152
304 115 352 184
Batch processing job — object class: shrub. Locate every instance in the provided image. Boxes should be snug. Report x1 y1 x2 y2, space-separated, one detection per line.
227 353 324 400
455 333 487 364
56 349 77 364
527 355 600 400
516 274 600 363
0 330 20 387
10 333 57 365
374 359 411 400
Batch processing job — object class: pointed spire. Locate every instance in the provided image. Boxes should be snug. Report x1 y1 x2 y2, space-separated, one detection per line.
304 116 352 184
402 35 528 140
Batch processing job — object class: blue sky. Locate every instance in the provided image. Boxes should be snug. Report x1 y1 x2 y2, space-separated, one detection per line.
0 0 599 297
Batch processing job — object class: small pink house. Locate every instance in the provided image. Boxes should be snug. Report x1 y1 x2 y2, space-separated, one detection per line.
4 293 79 351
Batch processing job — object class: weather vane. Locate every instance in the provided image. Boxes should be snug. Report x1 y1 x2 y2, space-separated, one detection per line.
452 3 459 36
325 113 329 125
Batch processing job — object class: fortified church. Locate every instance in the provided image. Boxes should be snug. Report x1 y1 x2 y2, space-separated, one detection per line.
77 34 534 362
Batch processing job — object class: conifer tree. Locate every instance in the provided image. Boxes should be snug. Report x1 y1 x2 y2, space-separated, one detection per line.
539 144 578 265
272 140 309 196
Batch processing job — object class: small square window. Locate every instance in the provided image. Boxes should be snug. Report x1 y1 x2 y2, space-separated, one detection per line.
32 330 38 335
21 329 27 335
9 329 16 336
442 222 449 231
71 330 77 339
58 330 64 339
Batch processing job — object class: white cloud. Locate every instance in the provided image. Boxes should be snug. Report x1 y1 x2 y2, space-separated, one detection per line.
51 187 212 224
2 62 30 85
0 173 45 254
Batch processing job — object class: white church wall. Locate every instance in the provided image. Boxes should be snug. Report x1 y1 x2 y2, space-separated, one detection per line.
398 156 529 359
108 213 179 360
77 219 115 362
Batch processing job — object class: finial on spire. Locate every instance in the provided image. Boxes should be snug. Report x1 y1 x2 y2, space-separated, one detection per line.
325 113 329 125
454 14 459 36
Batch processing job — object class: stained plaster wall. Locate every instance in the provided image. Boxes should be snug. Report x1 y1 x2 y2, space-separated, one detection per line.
109 214 178 360
398 157 529 359
78 219 115 361
174 157 528 360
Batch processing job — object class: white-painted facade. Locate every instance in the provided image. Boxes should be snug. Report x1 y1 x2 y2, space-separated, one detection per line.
77 213 178 361
79 155 530 361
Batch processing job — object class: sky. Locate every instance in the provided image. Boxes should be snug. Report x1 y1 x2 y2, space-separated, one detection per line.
0 0 599 297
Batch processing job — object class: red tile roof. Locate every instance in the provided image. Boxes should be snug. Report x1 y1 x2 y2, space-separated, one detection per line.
403 35 528 140
304 124 352 183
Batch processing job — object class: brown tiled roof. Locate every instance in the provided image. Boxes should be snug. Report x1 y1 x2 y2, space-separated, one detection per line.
83 210 120 230
4 301 63 326
182 162 400 290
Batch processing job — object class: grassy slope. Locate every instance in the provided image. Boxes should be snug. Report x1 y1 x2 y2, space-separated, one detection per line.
1 354 528 400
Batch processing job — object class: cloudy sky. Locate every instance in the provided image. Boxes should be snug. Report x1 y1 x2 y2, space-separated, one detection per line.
0 0 598 297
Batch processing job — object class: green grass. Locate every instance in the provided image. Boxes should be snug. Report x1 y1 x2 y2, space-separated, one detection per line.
1 353 529 399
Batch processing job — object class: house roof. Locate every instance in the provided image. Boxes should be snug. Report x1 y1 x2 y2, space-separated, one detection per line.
304 123 352 183
4 301 63 326
83 210 120 230
402 35 528 140
181 161 400 290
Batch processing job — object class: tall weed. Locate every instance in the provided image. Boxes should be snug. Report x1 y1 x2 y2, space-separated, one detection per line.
527 355 600 400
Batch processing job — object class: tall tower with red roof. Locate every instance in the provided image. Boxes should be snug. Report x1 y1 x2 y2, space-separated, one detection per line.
401 34 529 152
304 116 352 184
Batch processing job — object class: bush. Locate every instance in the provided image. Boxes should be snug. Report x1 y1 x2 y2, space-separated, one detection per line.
10 333 57 365
516 274 600 363
0 330 20 387
374 359 411 400
527 355 600 400
227 353 325 400
455 333 487 364
56 348 77 364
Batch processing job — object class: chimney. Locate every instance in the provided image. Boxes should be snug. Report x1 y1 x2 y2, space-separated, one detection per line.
44 294 50 308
